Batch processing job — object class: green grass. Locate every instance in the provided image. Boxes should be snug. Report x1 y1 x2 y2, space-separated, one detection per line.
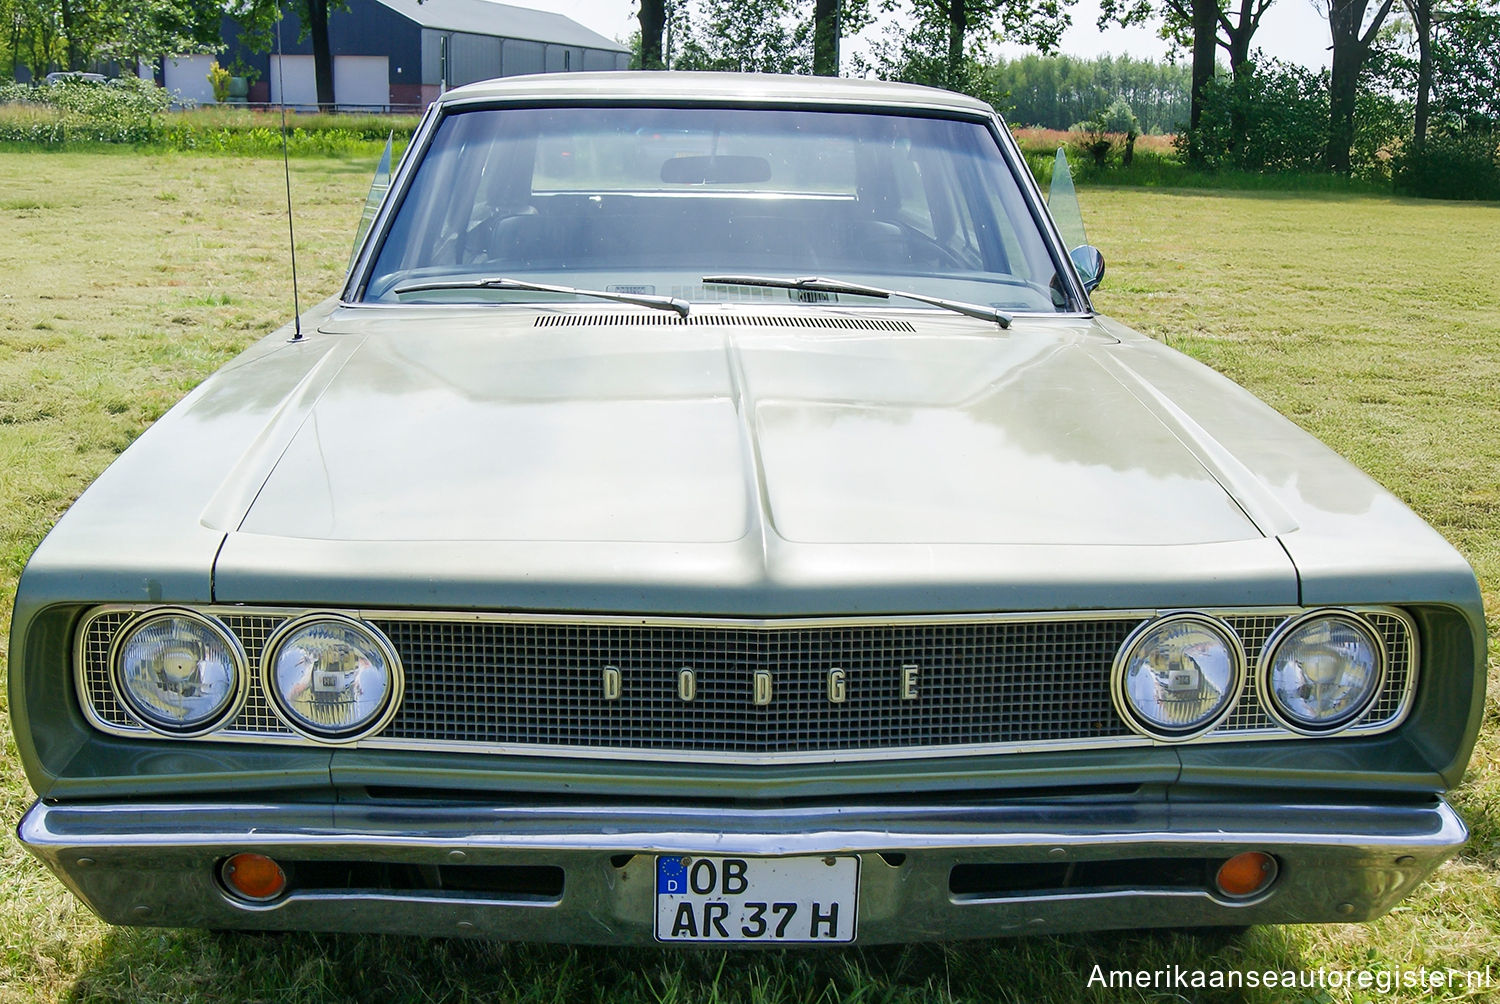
169 106 423 137
1 153 1497 1003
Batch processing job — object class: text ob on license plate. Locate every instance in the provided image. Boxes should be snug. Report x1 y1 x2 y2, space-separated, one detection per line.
654 855 859 943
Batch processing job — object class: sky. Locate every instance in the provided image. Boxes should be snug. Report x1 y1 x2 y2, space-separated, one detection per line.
519 0 1340 71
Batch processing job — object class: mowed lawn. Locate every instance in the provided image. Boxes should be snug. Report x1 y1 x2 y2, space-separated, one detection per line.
0 150 1496 1004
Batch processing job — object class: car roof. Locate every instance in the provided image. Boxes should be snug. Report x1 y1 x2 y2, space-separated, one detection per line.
437 71 997 116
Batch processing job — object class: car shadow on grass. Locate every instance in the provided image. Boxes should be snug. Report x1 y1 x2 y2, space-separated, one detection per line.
67 923 1313 1004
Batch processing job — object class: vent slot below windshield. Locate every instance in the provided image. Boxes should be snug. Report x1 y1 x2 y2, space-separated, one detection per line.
533 314 916 331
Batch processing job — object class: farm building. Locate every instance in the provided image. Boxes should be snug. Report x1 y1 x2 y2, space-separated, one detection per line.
157 0 631 109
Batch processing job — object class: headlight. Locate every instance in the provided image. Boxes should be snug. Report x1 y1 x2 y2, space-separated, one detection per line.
111 608 247 736
263 613 402 742
1261 611 1384 734
1113 613 1244 741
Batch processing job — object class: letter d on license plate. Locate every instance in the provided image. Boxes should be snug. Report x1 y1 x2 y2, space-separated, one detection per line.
654 855 859 943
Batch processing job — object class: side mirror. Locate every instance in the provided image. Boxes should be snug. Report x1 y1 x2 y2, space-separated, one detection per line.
1070 245 1105 293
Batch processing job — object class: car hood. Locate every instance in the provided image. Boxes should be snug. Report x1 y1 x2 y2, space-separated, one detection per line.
24 303 1479 617
222 311 1260 549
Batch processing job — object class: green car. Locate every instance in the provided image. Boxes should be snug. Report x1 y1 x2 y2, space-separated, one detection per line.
9 73 1485 946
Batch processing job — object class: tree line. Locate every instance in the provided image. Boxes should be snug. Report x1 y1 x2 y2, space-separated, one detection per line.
643 0 1498 190
979 54 1190 133
2 0 367 108
1 0 221 78
3 0 1496 193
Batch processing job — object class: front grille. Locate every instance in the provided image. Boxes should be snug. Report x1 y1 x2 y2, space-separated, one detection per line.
77 608 1417 761
376 618 1136 752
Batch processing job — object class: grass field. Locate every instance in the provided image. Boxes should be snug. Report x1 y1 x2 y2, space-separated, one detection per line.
0 150 1496 1003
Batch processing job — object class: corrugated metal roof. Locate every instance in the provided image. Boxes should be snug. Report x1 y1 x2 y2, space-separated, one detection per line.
372 0 629 52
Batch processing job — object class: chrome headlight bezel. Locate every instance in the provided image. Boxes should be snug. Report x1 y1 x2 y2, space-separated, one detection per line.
260 612 404 744
109 607 249 737
1111 611 1246 742
1259 609 1387 736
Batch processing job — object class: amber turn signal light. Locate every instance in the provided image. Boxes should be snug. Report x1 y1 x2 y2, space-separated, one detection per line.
1215 851 1277 899
221 852 288 902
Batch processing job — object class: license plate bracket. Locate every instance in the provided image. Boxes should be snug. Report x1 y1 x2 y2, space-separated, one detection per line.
654 854 859 943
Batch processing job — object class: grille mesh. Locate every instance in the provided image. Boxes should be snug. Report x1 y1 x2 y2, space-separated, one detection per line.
78 608 1416 757
374 618 1136 752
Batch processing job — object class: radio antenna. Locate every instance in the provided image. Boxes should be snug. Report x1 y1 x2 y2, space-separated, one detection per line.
275 5 303 341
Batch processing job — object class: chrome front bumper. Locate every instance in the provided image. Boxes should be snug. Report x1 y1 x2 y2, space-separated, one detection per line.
19 797 1466 943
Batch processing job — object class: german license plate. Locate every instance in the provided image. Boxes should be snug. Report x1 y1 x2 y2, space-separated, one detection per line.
654 855 859 943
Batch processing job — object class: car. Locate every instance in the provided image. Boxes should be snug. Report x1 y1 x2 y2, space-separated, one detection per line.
42 71 108 85
9 72 1485 946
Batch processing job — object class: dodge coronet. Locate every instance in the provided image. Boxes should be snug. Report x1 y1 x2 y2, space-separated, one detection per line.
8 72 1486 945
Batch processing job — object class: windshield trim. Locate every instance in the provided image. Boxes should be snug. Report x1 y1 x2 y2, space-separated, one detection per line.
342 96 1092 315
334 300 1097 324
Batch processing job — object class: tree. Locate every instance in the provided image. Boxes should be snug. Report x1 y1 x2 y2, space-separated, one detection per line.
235 0 347 107
673 0 811 72
1321 0 1397 172
1216 0 1272 75
97 0 220 69
812 0 837 73
1104 0 1278 160
867 0 1075 93
1187 56 1330 170
978 53 1190 131
1404 0 1434 146
1429 0 1500 126
303 0 333 106
60 0 77 68
1099 0 1229 162
1 0 63 79
0 0 215 79
638 0 666 68
666 0 866 77
1393 0 1500 198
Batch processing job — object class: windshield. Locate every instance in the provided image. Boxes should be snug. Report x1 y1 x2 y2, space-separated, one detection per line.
362 106 1071 313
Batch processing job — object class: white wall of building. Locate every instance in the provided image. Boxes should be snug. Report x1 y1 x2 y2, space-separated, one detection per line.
268 55 318 110
163 54 217 105
334 55 391 108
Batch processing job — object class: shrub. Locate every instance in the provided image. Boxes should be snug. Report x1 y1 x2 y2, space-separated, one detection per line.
1094 96 1141 136
1182 58 1329 173
1069 97 1140 167
1350 89 1412 182
207 61 232 104
1393 131 1500 200
0 76 173 143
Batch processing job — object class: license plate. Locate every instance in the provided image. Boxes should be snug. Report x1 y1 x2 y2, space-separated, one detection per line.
654 854 859 943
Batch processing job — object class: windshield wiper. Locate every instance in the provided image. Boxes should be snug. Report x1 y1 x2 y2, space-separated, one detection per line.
392 276 691 317
701 274 1011 328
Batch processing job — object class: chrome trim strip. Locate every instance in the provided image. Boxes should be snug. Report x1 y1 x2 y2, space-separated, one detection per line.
74 604 1420 762
86 604 1165 632
349 733 1159 765
984 109 1092 313
23 796 1467 853
341 101 442 303
330 301 1098 322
